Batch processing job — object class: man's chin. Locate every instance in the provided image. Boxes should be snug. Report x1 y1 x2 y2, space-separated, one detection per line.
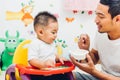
98 30 105 33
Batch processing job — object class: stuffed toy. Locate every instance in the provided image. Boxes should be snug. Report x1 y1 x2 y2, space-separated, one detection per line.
0 30 24 71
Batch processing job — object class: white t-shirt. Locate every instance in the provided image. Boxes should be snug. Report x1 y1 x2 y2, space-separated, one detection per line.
93 32 120 77
28 38 56 63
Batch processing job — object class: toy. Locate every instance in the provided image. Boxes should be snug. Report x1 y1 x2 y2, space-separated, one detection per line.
5 40 75 80
0 30 24 71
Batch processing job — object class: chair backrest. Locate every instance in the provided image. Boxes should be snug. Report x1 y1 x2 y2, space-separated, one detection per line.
12 40 31 66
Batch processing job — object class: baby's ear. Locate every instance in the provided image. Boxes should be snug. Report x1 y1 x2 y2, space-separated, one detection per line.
37 28 43 36
39 29 43 34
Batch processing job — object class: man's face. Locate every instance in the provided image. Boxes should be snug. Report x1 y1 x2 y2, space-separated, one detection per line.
95 3 114 33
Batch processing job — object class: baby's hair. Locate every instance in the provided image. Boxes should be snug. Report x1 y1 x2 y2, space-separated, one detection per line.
34 11 57 29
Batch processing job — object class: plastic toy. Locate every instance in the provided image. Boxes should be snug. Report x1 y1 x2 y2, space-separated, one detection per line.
0 30 24 71
5 40 75 80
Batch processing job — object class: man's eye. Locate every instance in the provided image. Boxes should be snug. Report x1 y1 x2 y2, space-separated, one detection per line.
98 15 105 19
100 17 104 19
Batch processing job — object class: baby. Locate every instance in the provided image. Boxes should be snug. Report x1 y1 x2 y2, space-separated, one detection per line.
28 11 65 70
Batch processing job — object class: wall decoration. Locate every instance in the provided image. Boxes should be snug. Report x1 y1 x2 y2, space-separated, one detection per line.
74 36 79 43
27 30 36 38
88 11 93 15
81 11 85 14
73 10 78 14
66 17 74 23
64 0 99 11
54 39 67 56
0 30 24 71
5 0 34 27
49 4 54 7
0 0 97 73
0 0 97 59
80 24 83 29
27 30 35 35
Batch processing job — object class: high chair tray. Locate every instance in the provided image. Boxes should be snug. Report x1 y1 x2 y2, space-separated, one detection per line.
16 61 75 75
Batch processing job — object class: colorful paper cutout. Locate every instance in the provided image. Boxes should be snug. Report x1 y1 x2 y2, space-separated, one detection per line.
6 0 34 27
66 17 74 23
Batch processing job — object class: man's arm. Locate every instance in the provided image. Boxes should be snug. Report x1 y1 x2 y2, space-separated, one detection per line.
90 49 120 80
70 48 120 80
86 49 120 80
89 49 99 64
92 69 120 80
70 54 120 80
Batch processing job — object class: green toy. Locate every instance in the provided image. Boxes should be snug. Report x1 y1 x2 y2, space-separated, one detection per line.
0 30 24 71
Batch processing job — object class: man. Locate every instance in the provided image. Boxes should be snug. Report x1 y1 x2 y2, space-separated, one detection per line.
70 0 120 80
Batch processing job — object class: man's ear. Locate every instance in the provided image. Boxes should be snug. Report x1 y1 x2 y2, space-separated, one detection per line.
115 15 120 22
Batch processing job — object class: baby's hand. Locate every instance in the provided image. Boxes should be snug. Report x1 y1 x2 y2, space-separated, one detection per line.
58 57 67 64
44 59 55 68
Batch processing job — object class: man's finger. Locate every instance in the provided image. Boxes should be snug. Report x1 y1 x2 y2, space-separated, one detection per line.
70 55 81 66
86 54 94 66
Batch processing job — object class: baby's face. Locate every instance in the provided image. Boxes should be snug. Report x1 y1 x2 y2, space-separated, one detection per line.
40 22 58 44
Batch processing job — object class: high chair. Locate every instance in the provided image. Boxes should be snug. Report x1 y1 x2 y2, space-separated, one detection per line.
5 40 75 80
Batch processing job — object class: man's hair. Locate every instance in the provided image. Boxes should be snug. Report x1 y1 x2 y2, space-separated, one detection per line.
100 0 120 18
34 11 57 28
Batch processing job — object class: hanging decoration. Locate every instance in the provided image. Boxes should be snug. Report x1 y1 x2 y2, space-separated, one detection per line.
88 11 93 15
64 0 99 11
81 11 85 14
72 10 94 15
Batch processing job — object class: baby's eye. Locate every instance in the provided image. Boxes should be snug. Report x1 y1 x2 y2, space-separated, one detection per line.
52 32 56 34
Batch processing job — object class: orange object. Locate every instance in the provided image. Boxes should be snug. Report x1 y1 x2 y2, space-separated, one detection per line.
16 61 75 75
66 17 74 22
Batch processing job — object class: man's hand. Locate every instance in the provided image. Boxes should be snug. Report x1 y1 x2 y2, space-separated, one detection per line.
78 34 90 50
70 54 95 74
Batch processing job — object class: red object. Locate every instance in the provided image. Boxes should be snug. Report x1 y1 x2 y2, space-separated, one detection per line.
16 61 75 75
73 10 78 14
88 11 93 15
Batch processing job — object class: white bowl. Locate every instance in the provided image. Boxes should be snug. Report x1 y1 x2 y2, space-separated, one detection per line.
70 49 89 61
